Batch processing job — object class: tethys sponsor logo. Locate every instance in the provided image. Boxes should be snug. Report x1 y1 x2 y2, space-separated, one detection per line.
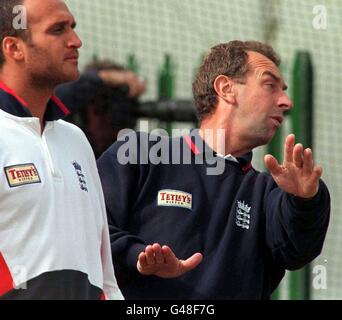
5 163 41 188
157 189 192 210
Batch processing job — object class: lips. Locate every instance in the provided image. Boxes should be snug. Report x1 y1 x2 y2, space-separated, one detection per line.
65 53 79 61
270 116 283 127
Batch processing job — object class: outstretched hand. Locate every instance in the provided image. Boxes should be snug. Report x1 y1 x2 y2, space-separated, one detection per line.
137 243 203 278
264 134 322 199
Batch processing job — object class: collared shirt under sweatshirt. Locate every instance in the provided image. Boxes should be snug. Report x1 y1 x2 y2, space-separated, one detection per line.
98 130 330 300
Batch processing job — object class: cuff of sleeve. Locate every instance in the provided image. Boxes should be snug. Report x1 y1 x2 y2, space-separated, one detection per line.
288 181 323 211
82 70 104 85
123 242 147 272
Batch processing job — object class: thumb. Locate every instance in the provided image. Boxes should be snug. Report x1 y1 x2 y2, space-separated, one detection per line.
180 253 203 273
264 154 282 176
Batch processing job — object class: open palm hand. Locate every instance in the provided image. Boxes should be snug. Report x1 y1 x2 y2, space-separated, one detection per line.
264 134 322 199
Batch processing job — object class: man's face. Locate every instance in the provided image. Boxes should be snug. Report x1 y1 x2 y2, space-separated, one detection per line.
22 0 82 87
234 51 292 146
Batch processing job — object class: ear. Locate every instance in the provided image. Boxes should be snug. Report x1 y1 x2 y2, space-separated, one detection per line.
213 75 237 105
2 36 25 62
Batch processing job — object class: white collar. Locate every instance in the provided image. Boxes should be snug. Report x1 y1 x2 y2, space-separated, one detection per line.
215 152 239 163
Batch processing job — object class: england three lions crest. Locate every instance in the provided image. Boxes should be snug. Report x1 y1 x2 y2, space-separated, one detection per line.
236 200 251 230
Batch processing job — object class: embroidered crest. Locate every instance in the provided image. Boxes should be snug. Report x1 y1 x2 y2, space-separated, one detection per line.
236 200 251 230
72 161 88 192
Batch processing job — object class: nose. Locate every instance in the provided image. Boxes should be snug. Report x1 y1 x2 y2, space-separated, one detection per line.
278 91 293 111
68 29 82 49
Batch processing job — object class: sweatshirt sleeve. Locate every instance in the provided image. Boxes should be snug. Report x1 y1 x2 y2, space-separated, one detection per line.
97 133 147 273
265 179 331 270
100 207 125 300
54 70 104 113
83 136 124 300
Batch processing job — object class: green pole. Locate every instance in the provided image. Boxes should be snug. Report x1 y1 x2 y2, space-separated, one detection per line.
158 54 175 100
127 54 139 74
158 54 175 134
291 52 313 145
289 51 314 300
92 53 98 63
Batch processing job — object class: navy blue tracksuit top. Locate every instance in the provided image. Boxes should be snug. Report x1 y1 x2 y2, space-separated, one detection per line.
97 130 330 300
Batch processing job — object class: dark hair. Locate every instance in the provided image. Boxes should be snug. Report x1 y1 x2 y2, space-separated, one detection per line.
192 40 281 122
0 0 27 67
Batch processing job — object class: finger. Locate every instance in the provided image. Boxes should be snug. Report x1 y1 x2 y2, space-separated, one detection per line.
293 143 303 168
304 165 322 198
127 82 136 98
284 134 295 163
145 245 156 265
264 154 282 176
128 84 139 98
138 81 146 95
310 165 322 181
303 148 314 174
162 245 177 264
129 77 146 98
127 74 140 98
180 253 203 273
152 243 164 264
137 252 148 270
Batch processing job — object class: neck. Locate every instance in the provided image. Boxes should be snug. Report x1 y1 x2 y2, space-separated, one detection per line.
199 113 253 157
0 67 53 128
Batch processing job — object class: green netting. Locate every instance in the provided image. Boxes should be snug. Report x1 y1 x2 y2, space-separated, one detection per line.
65 0 340 299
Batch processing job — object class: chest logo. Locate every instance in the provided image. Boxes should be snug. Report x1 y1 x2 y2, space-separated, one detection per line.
157 190 192 210
5 163 41 188
72 161 88 192
236 200 251 230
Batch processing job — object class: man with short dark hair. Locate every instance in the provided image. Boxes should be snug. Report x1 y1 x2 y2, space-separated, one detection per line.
0 0 123 299
98 40 330 299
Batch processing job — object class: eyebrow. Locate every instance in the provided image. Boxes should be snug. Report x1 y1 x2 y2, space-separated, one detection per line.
262 71 288 91
48 19 77 30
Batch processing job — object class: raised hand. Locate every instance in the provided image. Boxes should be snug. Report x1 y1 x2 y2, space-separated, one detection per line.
137 243 203 278
264 134 322 199
98 69 146 98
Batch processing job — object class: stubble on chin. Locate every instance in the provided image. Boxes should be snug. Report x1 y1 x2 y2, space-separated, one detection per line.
28 65 80 89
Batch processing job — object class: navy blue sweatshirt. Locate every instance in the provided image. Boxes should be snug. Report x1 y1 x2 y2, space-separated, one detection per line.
97 130 330 300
